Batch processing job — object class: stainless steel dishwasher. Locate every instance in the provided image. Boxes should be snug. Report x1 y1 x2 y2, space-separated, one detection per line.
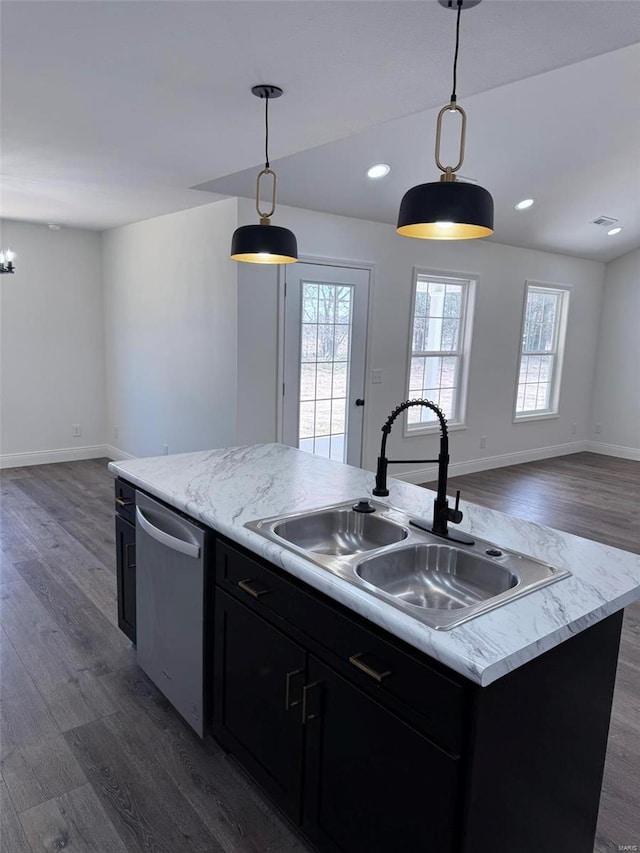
135 491 209 737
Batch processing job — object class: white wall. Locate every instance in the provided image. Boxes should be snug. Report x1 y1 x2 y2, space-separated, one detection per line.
1 200 619 475
237 262 281 445
0 220 106 466
590 248 640 458
237 199 606 478
102 199 239 459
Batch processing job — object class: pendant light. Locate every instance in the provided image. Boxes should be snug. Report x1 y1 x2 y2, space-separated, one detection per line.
230 85 298 264
397 0 493 240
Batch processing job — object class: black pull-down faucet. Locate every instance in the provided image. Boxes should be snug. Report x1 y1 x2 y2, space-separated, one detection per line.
372 398 474 545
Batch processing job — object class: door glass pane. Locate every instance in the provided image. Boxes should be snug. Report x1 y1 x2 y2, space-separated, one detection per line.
298 282 353 462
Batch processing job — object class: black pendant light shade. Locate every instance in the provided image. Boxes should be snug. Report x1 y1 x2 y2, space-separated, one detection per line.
230 221 298 264
230 84 298 264
397 180 493 240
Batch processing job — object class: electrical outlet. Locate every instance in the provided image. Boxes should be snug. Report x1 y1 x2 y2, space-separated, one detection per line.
162 444 169 456
594 423 602 435
480 435 487 449
371 369 383 385
113 425 119 440
571 423 577 435
72 424 81 438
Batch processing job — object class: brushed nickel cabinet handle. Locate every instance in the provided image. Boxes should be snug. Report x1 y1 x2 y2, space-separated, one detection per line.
115 497 133 508
302 682 322 724
349 653 391 683
285 669 304 711
237 579 270 599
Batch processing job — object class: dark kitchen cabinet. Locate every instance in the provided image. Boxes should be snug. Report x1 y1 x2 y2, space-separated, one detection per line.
212 536 623 853
213 590 306 820
213 590 460 853
302 656 461 853
114 479 136 642
213 540 466 851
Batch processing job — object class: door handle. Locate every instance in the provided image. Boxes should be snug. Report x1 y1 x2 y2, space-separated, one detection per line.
355 398 365 407
237 579 271 599
135 507 200 559
115 497 133 508
349 653 391 683
285 669 304 711
124 541 136 569
302 681 322 724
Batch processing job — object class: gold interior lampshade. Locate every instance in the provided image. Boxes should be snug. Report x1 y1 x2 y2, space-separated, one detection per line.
230 220 298 264
397 179 494 240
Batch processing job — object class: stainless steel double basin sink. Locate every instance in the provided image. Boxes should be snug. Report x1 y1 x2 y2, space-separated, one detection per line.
245 500 570 630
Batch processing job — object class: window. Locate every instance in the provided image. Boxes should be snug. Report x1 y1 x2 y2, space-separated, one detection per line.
515 283 569 419
406 271 474 430
298 282 353 461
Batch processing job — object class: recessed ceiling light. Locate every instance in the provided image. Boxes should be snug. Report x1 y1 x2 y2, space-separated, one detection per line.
367 163 390 180
515 198 535 211
607 226 623 236
48 223 62 230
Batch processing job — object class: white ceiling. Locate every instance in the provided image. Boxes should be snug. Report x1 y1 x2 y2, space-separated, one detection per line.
1 1 639 262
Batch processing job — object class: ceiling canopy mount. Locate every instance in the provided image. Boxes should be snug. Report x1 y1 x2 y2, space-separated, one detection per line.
437 0 482 10
250 84 283 100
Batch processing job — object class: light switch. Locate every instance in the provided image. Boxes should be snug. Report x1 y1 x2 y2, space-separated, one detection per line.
371 369 383 385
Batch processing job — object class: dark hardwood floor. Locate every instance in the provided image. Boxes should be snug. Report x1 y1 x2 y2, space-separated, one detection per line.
425 451 640 556
0 459 306 853
0 452 637 852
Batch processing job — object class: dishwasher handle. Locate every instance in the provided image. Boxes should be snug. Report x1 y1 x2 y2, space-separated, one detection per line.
136 507 201 559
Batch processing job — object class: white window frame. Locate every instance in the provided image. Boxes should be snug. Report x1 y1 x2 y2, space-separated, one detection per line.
513 281 570 423
404 267 476 437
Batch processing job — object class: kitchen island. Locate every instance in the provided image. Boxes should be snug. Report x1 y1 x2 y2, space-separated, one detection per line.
109 443 640 853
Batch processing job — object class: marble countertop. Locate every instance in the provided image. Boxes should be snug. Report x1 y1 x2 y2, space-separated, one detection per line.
109 443 640 686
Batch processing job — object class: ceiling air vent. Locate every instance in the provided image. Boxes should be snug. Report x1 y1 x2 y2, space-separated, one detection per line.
590 216 618 228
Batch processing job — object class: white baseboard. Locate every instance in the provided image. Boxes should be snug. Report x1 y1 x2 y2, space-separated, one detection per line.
0 445 111 470
103 445 136 462
394 441 589 485
584 441 640 461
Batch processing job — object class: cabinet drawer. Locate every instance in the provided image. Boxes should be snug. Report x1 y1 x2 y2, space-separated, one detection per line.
216 539 468 754
114 478 136 524
217 539 304 625
309 601 467 755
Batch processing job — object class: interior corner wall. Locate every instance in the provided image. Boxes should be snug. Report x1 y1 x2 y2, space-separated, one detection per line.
236 262 280 445
236 198 606 477
0 220 106 466
589 247 640 458
102 198 239 459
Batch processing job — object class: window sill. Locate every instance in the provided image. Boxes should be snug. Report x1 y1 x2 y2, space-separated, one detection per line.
513 412 560 424
404 422 468 438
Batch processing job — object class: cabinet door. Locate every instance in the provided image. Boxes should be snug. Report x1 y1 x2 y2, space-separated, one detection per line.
213 590 306 821
115 515 136 642
303 656 461 853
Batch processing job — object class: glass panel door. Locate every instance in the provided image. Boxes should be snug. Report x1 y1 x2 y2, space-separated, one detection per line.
299 283 352 461
283 263 369 468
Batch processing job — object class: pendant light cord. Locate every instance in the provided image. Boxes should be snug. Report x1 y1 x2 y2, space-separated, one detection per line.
450 0 462 104
264 94 270 169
